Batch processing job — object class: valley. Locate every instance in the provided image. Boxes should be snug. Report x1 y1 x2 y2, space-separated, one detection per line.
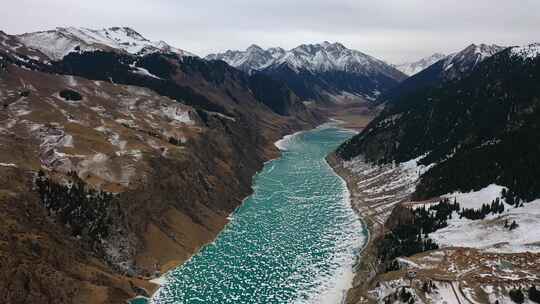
1 14 540 304
151 124 363 304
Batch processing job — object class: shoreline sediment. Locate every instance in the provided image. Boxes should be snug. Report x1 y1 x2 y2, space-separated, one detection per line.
325 143 430 304
326 153 381 304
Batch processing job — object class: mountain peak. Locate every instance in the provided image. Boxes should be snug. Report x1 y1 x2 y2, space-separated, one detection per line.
247 44 263 51
205 42 404 77
105 26 148 41
108 26 138 33
17 26 195 60
460 43 503 55
326 41 346 49
321 41 331 47
395 53 447 76
290 42 347 54
438 43 505 79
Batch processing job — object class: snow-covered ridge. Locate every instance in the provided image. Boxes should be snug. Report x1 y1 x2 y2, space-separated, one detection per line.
440 43 504 77
206 41 403 77
17 27 196 61
510 43 540 60
394 53 446 76
206 44 286 73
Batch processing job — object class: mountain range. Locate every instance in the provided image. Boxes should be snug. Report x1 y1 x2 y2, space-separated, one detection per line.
379 43 505 103
14 28 409 104
207 42 407 103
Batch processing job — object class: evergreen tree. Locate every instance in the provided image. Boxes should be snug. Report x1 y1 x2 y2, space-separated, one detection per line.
510 289 525 304
509 221 519 230
35 171 116 246
529 286 540 304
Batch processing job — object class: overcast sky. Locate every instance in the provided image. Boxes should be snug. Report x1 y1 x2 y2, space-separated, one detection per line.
3 0 539 63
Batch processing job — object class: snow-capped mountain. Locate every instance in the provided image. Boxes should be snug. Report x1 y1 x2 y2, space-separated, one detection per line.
207 42 406 102
17 27 196 61
394 53 446 76
439 43 504 80
275 42 406 77
206 44 286 73
207 41 402 77
381 43 505 103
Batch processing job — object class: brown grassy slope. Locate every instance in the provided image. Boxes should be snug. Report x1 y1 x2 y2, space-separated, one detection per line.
0 59 320 303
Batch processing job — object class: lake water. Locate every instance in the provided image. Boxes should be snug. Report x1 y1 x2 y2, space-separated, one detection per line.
151 124 366 304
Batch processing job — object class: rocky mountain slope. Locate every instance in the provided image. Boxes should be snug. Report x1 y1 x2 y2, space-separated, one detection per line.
0 27 321 304
338 42 540 201
206 42 407 103
17 27 196 61
333 42 540 304
380 43 505 103
394 53 446 76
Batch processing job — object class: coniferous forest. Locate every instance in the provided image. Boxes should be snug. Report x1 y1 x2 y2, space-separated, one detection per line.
377 199 459 268
338 50 540 202
35 170 116 247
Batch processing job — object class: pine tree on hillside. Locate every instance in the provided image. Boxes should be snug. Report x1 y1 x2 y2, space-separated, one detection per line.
510 289 525 304
509 220 519 230
529 286 540 303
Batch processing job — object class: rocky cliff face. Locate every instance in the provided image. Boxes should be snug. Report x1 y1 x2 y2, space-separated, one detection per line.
0 29 321 303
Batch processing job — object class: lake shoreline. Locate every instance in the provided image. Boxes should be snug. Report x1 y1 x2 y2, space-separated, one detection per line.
143 121 340 303
326 153 382 304
323 155 371 304
132 124 320 304
146 122 364 303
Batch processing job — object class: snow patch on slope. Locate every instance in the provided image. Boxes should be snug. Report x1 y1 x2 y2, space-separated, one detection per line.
427 184 540 253
442 184 507 210
430 199 540 253
441 43 504 78
161 106 193 125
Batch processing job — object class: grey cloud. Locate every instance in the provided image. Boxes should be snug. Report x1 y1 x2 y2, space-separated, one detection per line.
3 0 539 63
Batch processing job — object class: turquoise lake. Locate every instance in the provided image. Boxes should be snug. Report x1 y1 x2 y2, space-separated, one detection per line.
151 124 366 304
